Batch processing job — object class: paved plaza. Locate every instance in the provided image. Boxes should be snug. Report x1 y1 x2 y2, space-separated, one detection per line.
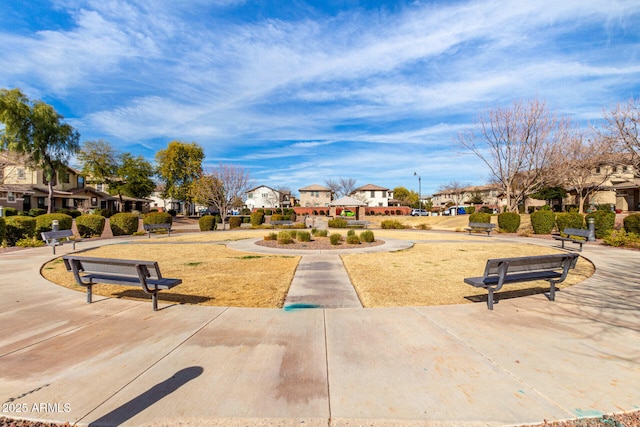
0 232 639 426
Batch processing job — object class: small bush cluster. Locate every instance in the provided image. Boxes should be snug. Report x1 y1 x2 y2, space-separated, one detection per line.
623 214 640 234
2 207 18 217
143 211 172 226
263 232 278 241
16 236 45 247
76 214 106 237
360 230 375 242
250 211 264 226
35 213 73 236
380 219 405 229
228 216 243 229
0 218 5 244
328 218 348 228
5 216 36 246
556 212 584 231
297 231 311 242
530 210 555 234
312 228 328 237
346 233 360 244
602 230 640 249
277 231 293 244
329 233 342 245
497 212 520 233
585 210 615 239
415 223 432 230
110 212 140 236
199 215 217 231
469 212 491 223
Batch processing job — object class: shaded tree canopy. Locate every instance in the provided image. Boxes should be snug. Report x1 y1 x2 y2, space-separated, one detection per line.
0 88 80 212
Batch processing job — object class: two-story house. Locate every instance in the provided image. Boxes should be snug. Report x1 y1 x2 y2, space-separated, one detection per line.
350 184 394 207
245 185 283 210
0 151 120 213
299 184 333 208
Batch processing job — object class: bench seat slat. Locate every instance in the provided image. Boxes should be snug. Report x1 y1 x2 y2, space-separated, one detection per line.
464 271 562 287
83 273 182 289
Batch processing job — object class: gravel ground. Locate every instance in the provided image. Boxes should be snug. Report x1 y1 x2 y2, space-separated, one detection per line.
2 412 640 426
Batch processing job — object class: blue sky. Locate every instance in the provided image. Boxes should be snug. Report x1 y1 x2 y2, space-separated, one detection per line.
1 0 639 197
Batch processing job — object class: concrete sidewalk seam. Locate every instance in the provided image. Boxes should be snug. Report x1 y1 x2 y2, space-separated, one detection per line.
76 306 231 425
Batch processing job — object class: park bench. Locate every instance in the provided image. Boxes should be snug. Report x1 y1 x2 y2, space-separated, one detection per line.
62 255 182 311
270 220 293 228
143 223 172 238
465 222 496 236
552 228 590 252
41 229 81 254
464 253 579 310
347 220 370 228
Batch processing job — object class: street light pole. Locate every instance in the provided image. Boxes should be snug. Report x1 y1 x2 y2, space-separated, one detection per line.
414 172 422 215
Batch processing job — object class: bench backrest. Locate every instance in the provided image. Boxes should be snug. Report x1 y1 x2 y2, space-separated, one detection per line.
483 253 579 277
469 222 495 228
144 223 171 229
42 230 74 240
63 256 163 280
563 228 590 238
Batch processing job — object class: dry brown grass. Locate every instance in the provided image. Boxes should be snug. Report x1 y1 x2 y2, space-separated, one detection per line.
41 228 595 309
341 242 594 307
41 243 300 308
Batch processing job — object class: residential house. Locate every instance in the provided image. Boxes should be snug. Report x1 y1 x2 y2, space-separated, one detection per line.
350 184 394 207
0 151 118 213
431 184 502 212
245 185 282 210
299 184 333 208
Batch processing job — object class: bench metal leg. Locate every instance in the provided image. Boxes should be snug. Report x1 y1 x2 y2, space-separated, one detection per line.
548 281 557 301
86 284 93 303
152 293 158 311
487 289 494 310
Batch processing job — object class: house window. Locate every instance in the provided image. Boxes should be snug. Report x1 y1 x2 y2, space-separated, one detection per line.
7 192 15 202
91 197 98 206
248 193 254 198
77 176 85 188
96 184 104 192
17 169 25 180
371 191 375 197
37 197 46 208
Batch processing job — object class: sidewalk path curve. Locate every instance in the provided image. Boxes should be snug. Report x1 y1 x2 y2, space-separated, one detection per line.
0 234 638 427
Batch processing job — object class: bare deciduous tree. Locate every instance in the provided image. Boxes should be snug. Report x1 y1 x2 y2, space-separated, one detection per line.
556 129 618 214
601 97 640 167
190 164 251 228
438 181 469 208
458 98 563 212
325 177 357 198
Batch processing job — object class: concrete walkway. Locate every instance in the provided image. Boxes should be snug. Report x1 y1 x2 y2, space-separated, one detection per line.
0 234 639 427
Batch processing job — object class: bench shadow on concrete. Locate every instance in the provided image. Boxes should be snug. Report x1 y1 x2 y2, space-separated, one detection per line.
88 366 203 426
113 290 211 305
464 286 550 305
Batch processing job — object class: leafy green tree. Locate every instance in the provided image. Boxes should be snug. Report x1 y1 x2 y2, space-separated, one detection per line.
155 141 204 214
77 139 119 187
112 153 156 200
0 88 80 213
393 186 419 207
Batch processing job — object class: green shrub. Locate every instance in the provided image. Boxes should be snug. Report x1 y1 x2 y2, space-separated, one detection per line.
228 216 243 229
277 230 293 244
586 210 615 239
328 218 347 228
29 208 47 217
380 219 405 229
250 211 264 226
623 214 640 234
312 228 328 237
264 232 278 241
110 212 140 236
0 217 4 243
347 229 356 237
5 216 36 246
466 206 476 214
415 223 432 230
35 213 73 236
16 236 46 247
3 207 18 217
167 209 177 216
198 215 217 231
469 212 491 223
556 212 584 231
602 230 640 248
297 231 311 242
497 212 520 233
346 233 360 244
329 233 342 245
76 214 106 237
143 211 172 226
530 210 556 234
270 214 284 222
360 230 375 242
